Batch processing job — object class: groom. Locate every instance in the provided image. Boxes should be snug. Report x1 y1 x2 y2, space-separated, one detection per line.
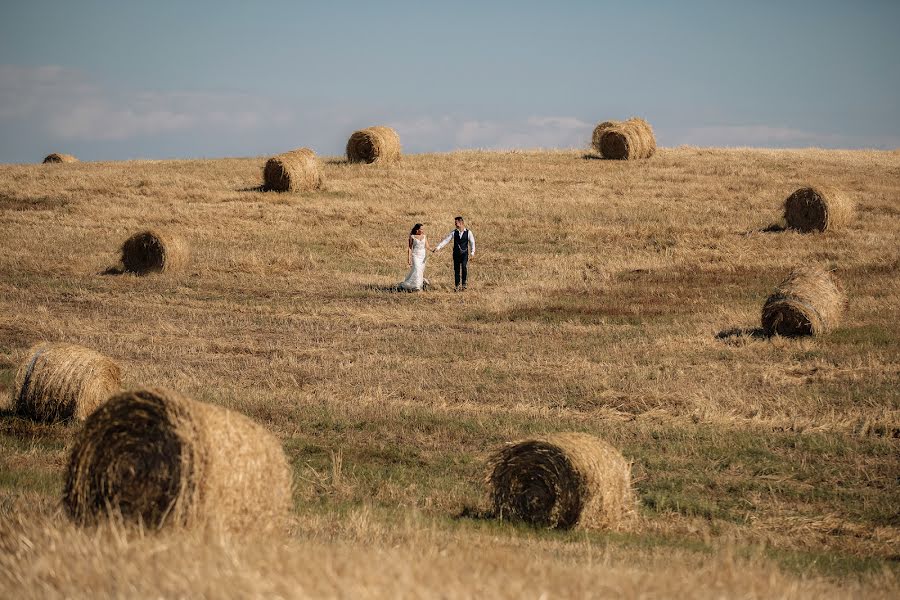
433 216 475 291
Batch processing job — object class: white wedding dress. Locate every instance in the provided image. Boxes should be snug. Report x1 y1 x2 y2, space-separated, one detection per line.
399 235 429 291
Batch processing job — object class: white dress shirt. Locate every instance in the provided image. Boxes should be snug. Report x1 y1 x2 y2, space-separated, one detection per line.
435 228 475 256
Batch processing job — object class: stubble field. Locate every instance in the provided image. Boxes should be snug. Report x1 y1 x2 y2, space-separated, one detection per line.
0 147 898 598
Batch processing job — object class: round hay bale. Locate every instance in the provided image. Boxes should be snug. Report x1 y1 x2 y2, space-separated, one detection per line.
346 126 402 164
263 148 323 192
120 230 189 274
12 342 122 422
761 266 845 337
591 121 619 153
64 387 293 531
599 118 655 160
487 432 635 531
784 186 854 232
43 153 78 164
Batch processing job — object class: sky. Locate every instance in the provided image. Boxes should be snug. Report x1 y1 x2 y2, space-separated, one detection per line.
1 0 898 162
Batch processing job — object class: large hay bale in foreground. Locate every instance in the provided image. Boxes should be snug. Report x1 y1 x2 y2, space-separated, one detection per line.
346 126 401 164
120 230 189 274
784 186 854 232
12 342 122 422
595 117 656 160
43 153 78 164
761 266 845 337
263 148 323 192
487 432 635 530
64 388 293 531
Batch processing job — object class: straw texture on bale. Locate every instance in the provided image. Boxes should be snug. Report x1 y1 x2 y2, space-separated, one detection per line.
592 118 656 160
762 266 845 337
120 230 189 274
487 432 635 531
784 186 854 232
346 126 402 164
43 153 78 164
12 342 122 422
64 388 293 531
263 148 323 192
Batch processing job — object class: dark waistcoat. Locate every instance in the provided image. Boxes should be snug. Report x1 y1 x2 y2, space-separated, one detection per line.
453 230 469 256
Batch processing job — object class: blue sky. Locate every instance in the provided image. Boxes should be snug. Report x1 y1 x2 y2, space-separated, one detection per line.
1 0 898 162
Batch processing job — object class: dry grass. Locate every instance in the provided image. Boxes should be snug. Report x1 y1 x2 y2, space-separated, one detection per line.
11 342 121 422
1 504 896 599
487 432 636 530
0 147 898 595
64 387 293 531
762 266 845 336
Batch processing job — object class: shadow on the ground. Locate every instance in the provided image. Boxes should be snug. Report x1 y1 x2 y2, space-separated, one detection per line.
454 506 495 521
237 185 266 192
99 264 125 276
715 327 769 340
759 223 787 233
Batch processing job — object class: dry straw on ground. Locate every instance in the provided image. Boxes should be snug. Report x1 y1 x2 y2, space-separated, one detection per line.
120 230 189 274
784 186 855 232
42 153 78 164
64 387 293 531
487 432 636 530
592 118 656 160
346 126 402 164
761 266 845 337
263 148 323 192
11 342 122 422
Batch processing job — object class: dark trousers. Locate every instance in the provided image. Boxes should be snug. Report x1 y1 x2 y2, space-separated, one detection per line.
453 253 469 287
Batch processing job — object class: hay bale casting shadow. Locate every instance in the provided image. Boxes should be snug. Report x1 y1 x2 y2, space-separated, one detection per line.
263 148 323 192
43 153 78 164
762 266 845 337
591 118 656 160
346 126 401 164
12 342 122 422
784 186 854 232
120 230 188 274
64 388 293 531
487 432 635 530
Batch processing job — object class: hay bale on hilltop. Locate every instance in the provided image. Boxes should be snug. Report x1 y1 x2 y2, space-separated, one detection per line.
12 342 122 422
784 186 854 232
64 387 293 531
346 126 401 164
43 153 78 164
591 118 656 160
120 230 188 274
263 148 323 192
761 266 845 337
487 432 636 530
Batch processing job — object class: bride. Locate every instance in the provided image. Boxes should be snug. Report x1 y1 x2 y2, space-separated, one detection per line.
399 223 431 291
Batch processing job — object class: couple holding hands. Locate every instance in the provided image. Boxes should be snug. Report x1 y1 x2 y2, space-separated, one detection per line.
399 216 475 292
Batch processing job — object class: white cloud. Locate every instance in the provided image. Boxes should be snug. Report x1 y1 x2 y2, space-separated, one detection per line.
675 124 900 149
393 114 592 151
0 65 294 141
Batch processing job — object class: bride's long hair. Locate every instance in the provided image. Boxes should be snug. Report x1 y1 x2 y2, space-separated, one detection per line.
410 223 423 236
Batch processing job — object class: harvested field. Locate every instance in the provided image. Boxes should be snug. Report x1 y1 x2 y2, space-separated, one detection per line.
0 148 898 596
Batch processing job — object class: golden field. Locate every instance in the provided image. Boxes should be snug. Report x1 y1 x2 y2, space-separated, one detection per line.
0 147 898 597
